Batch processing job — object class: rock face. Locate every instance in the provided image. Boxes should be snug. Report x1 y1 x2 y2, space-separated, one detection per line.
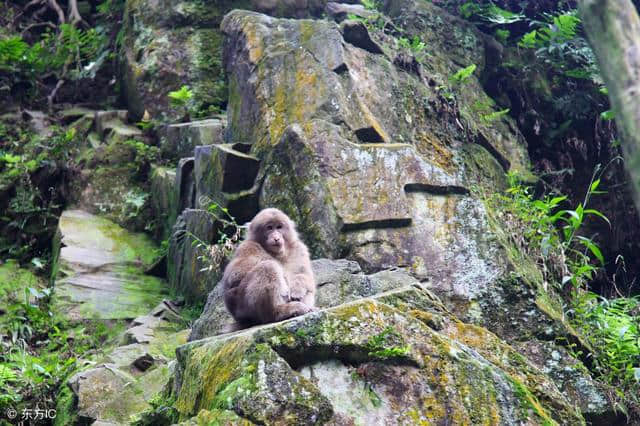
120 0 336 122
175 3 613 421
52 209 168 320
167 209 221 303
171 287 585 425
157 117 227 161
221 6 519 312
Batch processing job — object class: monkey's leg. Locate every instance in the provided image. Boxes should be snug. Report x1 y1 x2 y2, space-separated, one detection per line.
273 301 314 322
243 260 291 323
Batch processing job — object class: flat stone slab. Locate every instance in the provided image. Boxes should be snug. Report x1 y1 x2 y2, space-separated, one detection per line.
54 210 168 320
58 209 159 272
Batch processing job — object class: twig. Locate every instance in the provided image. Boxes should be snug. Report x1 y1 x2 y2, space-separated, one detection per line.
47 0 65 24
68 0 85 26
20 21 56 36
47 79 65 113
12 0 44 25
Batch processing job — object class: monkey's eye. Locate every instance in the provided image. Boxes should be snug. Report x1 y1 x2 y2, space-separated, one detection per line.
266 225 273 231
277 224 283 229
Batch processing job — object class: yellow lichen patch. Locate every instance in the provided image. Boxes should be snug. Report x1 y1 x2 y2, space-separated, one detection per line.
359 101 390 143
293 66 319 122
415 131 455 173
298 20 315 45
448 321 526 378
269 83 288 145
243 21 264 64
419 395 447 423
266 55 323 148
175 337 251 416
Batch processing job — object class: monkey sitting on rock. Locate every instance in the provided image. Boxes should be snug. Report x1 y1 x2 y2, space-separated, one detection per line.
221 208 316 327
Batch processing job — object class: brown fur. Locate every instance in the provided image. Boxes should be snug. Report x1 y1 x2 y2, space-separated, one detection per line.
222 208 316 326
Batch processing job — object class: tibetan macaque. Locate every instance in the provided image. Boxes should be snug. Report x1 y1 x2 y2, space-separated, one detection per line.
222 208 316 326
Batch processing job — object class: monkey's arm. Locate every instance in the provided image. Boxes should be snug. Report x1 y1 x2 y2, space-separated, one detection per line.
222 241 266 290
287 242 316 303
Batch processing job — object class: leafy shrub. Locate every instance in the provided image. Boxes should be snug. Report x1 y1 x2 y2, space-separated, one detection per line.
487 166 609 291
449 64 477 84
570 291 640 413
398 36 426 54
459 2 525 25
0 24 108 101
168 85 193 107
0 261 123 413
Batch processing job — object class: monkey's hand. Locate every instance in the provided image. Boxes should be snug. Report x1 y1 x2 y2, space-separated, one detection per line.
289 274 310 300
289 282 308 301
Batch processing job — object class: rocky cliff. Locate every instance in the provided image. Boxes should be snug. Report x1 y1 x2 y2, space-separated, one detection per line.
50 0 622 424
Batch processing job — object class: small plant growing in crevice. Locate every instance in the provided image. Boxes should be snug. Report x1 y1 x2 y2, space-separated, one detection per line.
398 36 426 55
175 199 242 275
449 63 477 85
366 326 410 359
168 85 194 121
436 63 477 101
360 0 378 11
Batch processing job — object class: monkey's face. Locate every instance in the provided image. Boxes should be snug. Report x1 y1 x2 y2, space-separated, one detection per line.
261 221 289 257
248 208 298 258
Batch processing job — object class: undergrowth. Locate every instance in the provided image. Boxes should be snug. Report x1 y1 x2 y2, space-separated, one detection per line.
485 166 640 417
0 261 124 417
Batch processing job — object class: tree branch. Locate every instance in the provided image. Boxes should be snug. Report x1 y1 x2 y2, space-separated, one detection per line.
579 0 640 219
47 0 65 24
68 0 85 26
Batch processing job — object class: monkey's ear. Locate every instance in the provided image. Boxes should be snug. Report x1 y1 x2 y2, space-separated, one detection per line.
247 220 256 240
287 216 296 230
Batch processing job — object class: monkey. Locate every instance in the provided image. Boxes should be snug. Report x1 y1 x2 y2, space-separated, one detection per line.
221 208 316 326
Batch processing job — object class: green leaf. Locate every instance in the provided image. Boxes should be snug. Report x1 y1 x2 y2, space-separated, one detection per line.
577 236 604 264
549 196 567 206
600 110 615 120
450 64 476 84
168 85 193 105
583 209 611 227
519 30 539 48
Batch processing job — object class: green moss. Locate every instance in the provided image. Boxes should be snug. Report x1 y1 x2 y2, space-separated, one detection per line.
53 385 78 426
148 329 190 359
366 326 411 360
192 29 226 118
508 376 558 425
57 210 160 268
0 260 42 305
175 337 252 417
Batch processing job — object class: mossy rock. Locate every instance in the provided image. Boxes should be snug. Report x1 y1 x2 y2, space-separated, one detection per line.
171 286 584 425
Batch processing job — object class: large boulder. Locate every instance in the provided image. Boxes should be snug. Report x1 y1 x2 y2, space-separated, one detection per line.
193 143 260 224
168 287 585 425
221 7 517 305
120 0 340 122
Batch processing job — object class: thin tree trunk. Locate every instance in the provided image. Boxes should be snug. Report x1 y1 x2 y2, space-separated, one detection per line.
579 0 640 216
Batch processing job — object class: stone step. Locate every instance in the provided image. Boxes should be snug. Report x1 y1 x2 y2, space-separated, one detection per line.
158 116 227 160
